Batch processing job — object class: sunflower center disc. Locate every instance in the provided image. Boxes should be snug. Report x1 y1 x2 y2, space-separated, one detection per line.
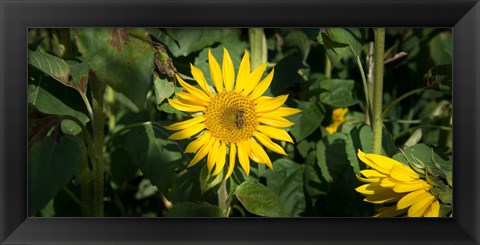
204 91 258 144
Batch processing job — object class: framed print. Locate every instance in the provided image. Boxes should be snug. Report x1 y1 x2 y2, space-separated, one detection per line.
1 0 479 244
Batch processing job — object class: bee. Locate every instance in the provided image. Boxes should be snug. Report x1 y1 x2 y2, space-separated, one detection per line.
236 110 245 129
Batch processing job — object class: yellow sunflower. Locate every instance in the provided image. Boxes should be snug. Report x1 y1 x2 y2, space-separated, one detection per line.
325 107 348 134
355 149 440 217
165 48 301 179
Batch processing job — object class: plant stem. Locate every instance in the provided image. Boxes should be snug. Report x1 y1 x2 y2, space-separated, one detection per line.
324 54 332 79
79 137 92 216
91 79 106 217
249 28 267 69
371 28 385 155
381 87 427 119
353 50 371 124
80 92 94 122
218 179 228 217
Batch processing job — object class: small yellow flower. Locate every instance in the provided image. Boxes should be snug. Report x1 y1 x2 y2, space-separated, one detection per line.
355 149 440 217
166 48 301 179
326 107 348 134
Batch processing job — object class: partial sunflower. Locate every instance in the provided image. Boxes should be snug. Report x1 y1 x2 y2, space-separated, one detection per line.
326 107 348 134
165 48 301 179
355 149 440 217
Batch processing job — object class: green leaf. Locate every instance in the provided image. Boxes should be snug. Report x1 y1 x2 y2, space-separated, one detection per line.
76 28 155 109
111 123 180 194
29 135 83 215
319 79 359 107
28 81 89 135
265 159 305 216
28 50 70 85
110 148 139 185
155 28 242 57
234 181 286 217
153 73 175 106
199 165 224 194
284 29 311 62
166 202 223 217
290 101 324 142
321 28 363 66
429 32 452 65
316 133 349 182
345 124 398 174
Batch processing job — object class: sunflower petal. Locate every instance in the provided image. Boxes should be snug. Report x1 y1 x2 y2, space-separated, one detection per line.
190 64 213 96
390 164 420 182
357 149 392 175
222 48 235 91
407 192 435 217
258 115 295 128
393 180 428 193
248 68 274 100
380 177 397 188
213 141 227 176
424 199 440 217
253 131 287 156
168 98 205 113
168 123 205 140
234 50 250 92
248 138 273 168
237 141 251 175
257 125 293 143
397 189 429 209
255 95 289 113
242 63 267 96
356 174 380 183
184 131 211 153
188 137 215 167
164 116 205 131
373 206 407 217
176 92 208 106
269 107 302 117
208 49 223 93
175 74 210 102
225 143 237 179
360 169 387 178
207 140 220 172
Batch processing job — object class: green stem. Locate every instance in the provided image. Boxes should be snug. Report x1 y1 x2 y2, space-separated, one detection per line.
371 28 385 155
80 92 94 122
91 80 106 217
249 28 267 69
381 87 427 119
324 54 332 79
218 179 228 217
353 51 371 124
394 125 452 140
79 137 93 216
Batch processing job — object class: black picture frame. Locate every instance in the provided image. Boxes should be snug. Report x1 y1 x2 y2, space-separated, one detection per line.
1 0 479 244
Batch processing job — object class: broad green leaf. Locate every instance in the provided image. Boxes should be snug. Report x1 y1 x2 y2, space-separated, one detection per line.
28 81 89 135
319 79 359 107
393 143 451 174
321 28 363 66
429 31 452 65
269 55 306 96
153 73 175 106
345 124 398 173
316 133 349 182
111 123 180 194
156 28 242 57
199 165 224 194
290 101 324 142
76 28 155 109
166 202 223 217
284 29 311 62
29 135 83 215
234 181 286 217
28 50 70 84
265 159 305 216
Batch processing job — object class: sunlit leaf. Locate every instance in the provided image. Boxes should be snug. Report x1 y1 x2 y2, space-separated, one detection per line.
234 181 286 217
